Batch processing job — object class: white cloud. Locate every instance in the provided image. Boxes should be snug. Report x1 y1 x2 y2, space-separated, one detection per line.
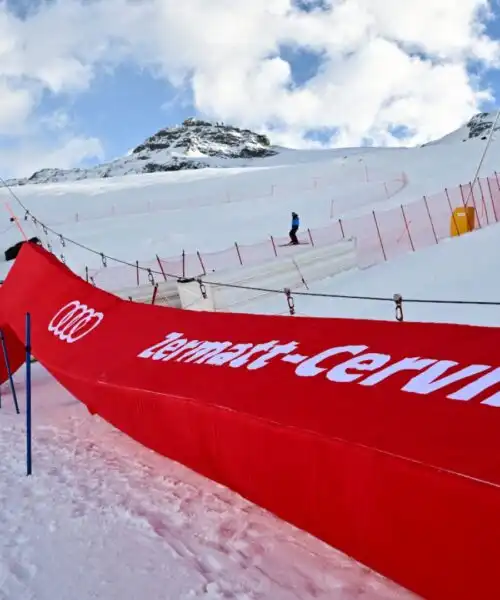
0 79 35 134
141 0 500 146
39 109 72 132
0 135 104 178
0 0 499 173
139 0 498 146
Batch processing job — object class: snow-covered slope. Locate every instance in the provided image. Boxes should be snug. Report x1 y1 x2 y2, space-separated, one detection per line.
7 111 499 188
1 112 500 600
2 112 500 281
244 220 500 326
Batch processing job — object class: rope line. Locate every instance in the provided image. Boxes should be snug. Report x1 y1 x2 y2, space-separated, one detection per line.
0 175 174 279
201 279 500 306
1 174 499 309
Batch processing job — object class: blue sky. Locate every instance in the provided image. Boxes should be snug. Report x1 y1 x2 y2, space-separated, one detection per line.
45 42 500 163
479 10 500 107
51 45 500 161
44 66 189 161
1 0 500 176
66 48 332 160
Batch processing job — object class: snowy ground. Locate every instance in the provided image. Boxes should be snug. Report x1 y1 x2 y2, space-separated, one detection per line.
234 222 500 326
0 365 416 600
1 126 499 599
1 130 500 275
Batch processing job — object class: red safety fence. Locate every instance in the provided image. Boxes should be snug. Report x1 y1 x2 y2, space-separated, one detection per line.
24 168 407 228
2 242 500 599
87 172 500 291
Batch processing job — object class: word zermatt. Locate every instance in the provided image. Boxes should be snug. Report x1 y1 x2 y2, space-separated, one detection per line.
138 332 500 408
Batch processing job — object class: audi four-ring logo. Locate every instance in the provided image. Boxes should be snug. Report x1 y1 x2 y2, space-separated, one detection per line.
48 300 104 344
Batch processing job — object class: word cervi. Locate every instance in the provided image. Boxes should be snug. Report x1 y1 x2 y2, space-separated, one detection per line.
138 331 500 407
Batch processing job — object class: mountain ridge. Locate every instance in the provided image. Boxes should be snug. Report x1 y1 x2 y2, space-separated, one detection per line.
7 112 498 186
7 118 278 186
423 111 500 146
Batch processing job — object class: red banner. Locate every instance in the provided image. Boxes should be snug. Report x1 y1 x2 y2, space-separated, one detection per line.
0 318 25 385
1 243 500 599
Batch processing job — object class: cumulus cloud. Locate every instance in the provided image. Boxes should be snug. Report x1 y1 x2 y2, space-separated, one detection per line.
0 0 499 174
0 135 104 178
138 0 498 146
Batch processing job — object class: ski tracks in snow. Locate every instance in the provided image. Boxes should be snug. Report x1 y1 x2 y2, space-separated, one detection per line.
0 365 417 599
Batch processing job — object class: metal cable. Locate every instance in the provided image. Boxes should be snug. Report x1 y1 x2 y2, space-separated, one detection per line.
464 109 500 207
202 279 500 307
0 174 177 278
2 174 499 308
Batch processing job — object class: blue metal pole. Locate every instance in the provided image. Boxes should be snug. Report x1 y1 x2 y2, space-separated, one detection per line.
0 329 20 414
26 313 32 476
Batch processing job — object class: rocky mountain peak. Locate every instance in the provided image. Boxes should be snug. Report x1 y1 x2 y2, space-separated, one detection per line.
132 118 274 160
465 112 500 140
7 119 277 186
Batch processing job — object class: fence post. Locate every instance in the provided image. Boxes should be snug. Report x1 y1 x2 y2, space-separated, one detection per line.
26 312 32 477
400 205 414 251
495 171 500 191
469 182 482 228
151 284 159 305
372 211 387 261
4 203 28 240
156 255 168 281
307 228 314 246
487 177 499 222
423 196 438 244
136 260 140 286
197 251 207 275
292 258 309 290
445 189 460 236
0 330 20 414
85 266 89 283
270 235 278 257
459 183 466 206
477 178 490 225
182 250 186 278
234 242 243 266
338 219 345 239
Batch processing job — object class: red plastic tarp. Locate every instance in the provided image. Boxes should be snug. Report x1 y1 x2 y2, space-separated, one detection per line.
0 319 25 385
1 243 500 599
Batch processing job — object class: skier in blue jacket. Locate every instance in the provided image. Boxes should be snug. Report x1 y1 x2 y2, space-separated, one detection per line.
289 212 299 245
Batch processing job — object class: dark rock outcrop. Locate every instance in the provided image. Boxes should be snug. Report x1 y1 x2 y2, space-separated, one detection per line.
7 119 277 186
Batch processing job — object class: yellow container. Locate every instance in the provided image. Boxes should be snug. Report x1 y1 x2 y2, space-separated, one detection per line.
450 206 475 237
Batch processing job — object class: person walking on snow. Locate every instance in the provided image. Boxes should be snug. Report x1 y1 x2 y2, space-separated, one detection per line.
289 212 300 245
